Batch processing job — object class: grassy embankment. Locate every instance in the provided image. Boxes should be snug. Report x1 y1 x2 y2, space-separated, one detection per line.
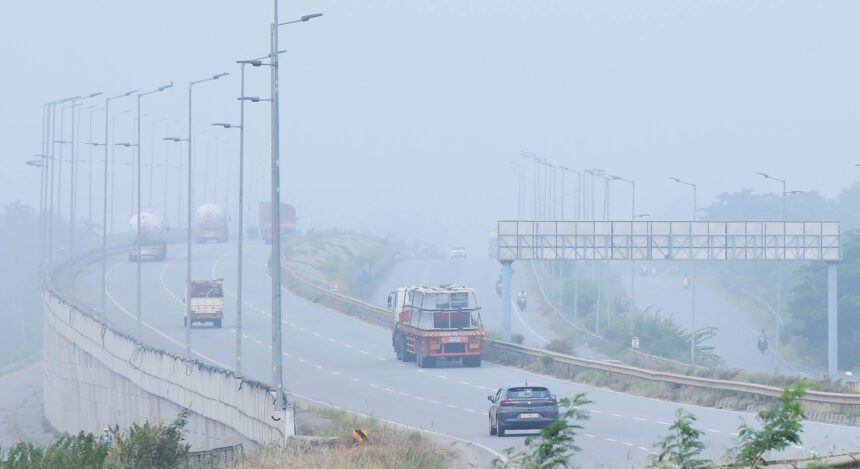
243 405 448 469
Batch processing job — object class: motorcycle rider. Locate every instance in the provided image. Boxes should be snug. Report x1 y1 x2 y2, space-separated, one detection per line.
757 329 768 353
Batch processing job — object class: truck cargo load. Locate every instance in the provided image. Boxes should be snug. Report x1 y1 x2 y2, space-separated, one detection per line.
195 203 229 243
389 284 485 368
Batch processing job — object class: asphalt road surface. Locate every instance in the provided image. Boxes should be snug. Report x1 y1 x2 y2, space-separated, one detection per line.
64 243 860 467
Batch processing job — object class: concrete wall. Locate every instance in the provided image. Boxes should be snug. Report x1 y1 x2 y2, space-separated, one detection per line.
42 274 289 450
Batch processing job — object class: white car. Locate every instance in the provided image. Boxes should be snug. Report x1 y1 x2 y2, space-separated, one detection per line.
450 245 467 259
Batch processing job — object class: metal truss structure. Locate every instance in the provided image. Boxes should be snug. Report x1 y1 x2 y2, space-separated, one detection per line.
497 221 840 262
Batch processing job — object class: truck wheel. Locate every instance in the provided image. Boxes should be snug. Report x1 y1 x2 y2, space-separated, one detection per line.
463 355 482 368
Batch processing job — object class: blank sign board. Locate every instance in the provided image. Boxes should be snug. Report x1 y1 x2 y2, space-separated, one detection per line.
497 221 840 262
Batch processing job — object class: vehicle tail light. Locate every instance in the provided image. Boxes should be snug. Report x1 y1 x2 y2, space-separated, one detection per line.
499 399 513 407
547 397 557 406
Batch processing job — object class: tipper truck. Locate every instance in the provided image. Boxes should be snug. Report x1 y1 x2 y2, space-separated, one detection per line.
389 284 485 368
128 210 167 262
185 279 224 328
259 202 297 244
195 203 229 243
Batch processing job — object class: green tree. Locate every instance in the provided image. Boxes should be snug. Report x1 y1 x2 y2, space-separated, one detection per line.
495 393 592 469
650 408 710 469
728 383 808 467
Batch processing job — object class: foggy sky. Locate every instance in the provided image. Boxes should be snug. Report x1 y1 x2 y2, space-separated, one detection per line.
3 1 860 251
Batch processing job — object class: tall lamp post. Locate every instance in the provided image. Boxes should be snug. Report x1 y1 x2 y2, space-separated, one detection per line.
131 83 172 341
98 91 136 321
756 172 787 355
670 176 697 365
212 117 244 374
182 73 228 359
269 6 323 409
69 93 103 261
610 174 637 335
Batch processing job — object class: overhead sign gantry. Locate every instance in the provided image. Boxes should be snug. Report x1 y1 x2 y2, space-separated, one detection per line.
497 220 841 378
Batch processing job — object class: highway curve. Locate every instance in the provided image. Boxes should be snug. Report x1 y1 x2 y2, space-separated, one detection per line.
65 242 860 467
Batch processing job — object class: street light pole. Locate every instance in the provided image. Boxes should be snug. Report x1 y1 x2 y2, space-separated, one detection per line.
757 172 788 356
611 175 637 334
670 176 697 365
212 92 245 374
133 83 172 340
183 74 228 359
99 92 136 320
69 93 102 261
269 7 323 410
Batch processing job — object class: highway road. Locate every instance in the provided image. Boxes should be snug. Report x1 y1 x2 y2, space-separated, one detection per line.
65 242 860 467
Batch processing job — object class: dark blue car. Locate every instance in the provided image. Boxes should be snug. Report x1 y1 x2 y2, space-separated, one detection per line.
488 384 559 436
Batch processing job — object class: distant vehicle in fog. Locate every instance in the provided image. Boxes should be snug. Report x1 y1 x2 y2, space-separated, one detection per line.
195 203 229 243
128 210 166 262
259 202 296 244
450 245 466 259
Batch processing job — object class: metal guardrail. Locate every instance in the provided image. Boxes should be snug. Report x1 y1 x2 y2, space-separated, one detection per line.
281 263 860 407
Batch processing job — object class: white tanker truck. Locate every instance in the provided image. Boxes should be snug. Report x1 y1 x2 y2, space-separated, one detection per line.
128 210 167 262
195 203 229 243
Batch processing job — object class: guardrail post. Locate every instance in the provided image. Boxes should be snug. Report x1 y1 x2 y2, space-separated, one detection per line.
827 262 838 381
501 260 513 341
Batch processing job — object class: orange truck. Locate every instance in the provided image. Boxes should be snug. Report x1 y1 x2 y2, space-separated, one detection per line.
388 285 485 368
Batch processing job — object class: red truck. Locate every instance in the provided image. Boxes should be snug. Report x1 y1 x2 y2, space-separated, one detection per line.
389 285 485 368
259 202 297 244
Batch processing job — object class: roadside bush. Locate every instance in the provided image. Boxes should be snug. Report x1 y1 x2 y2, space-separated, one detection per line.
545 339 573 355
511 333 525 345
650 408 710 469
108 409 191 468
727 383 808 467
3 432 108 469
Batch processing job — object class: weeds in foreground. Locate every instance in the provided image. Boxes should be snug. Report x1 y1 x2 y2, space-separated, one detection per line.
650 408 710 469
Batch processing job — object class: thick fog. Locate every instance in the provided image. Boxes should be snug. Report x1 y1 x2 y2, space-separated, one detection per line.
2 1 860 251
